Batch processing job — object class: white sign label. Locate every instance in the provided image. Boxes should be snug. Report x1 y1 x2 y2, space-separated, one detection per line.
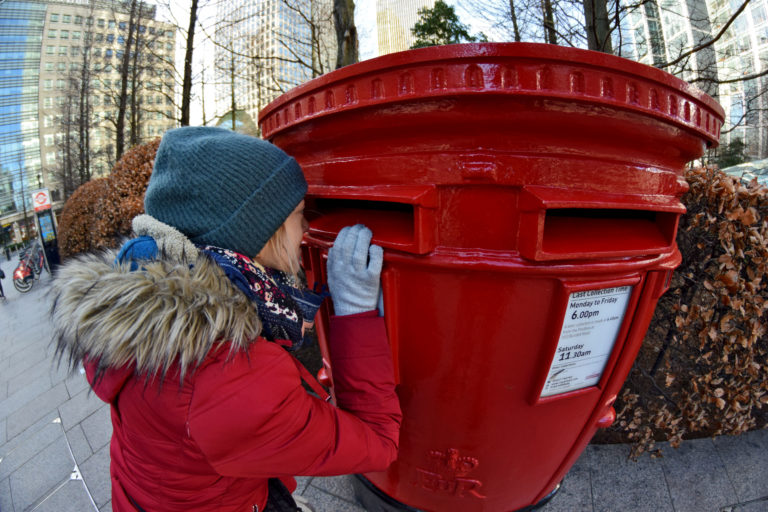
540 286 633 398
32 188 51 212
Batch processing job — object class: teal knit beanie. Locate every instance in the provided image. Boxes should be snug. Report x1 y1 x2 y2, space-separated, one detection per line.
144 126 307 257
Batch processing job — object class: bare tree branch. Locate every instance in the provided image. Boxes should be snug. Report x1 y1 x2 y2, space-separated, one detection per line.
660 0 750 69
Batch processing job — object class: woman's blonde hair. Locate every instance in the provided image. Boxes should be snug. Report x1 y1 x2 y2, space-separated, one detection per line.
256 223 302 280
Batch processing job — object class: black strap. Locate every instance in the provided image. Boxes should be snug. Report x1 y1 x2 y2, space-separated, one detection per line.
263 478 300 512
127 492 148 512
124 478 298 511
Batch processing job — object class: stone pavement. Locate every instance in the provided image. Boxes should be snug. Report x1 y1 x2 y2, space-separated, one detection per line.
0 255 767 512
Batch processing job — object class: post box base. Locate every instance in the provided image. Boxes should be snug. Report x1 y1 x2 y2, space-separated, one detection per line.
352 475 561 512
352 475 422 512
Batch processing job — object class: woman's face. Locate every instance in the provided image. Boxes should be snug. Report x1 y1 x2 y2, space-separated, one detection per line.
284 200 309 261
255 200 309 274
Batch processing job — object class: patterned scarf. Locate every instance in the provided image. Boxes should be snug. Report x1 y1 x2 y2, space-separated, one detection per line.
197 245 327 350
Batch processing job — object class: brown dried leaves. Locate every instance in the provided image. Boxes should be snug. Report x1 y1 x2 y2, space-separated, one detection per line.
605 166 768 459
58 138 161 258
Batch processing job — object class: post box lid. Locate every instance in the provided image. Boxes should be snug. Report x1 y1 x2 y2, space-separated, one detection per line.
259 43 724 147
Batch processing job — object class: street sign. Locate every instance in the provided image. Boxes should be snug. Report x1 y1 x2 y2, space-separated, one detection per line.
32 189 51 212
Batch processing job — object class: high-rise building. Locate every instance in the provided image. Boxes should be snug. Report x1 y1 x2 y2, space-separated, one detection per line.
375 0 433 56
0 1 47 240
0 0 177 243
618 0 768 157
213 0 336 130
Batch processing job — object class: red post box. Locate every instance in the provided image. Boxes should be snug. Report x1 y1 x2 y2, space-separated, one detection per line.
258 43 723 512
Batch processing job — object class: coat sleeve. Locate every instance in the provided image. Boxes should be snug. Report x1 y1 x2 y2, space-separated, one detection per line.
187 311 402 478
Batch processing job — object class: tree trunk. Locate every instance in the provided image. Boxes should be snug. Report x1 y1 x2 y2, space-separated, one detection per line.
230 53 237 131
78 12 93 186
583 0 613 53
311 1 319 77
17 163 29 239
181 0 198 126
116 0 138 161
129 4 142 147
509 0 521 42
542 0 557 45
334 0 358 69
78 61 90 184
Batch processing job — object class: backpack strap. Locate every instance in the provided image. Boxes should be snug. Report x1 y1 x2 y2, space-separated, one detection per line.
287 352 331 403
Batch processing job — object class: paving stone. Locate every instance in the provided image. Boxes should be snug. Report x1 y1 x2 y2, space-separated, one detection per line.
0 416 5 445
80 405 111 454
58 386 105 432
727 497 768 511
30 479 98 512
49 358 74 387
541 451 593 512
8 435 73 511
0 353 10 373
310 474 358 501
4 383 68 440
0 413 62 480
6 343 49 379
2 327 39 354
587 443 673 512
0 373 55 422
303 484 367 512
658 437 738 512
0 476 12 512
0 379 7 401
63 369 90 397
714 430 768 502
80 444 112 508
295 475 313 494
101 500 113 512
65 424 93 465
6 358 52 397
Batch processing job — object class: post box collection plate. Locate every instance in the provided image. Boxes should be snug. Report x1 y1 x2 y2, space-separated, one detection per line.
541 285 633 397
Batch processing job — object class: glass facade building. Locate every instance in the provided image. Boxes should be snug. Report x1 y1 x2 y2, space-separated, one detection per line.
1 0 177 242
619 0 768 158
0 1 46 228
214 0 335 129
375 0 433 56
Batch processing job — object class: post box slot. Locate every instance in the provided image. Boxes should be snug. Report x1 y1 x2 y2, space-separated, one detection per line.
306 197 435 254
518 186 683 261
541 208 675 259
545 209 676 258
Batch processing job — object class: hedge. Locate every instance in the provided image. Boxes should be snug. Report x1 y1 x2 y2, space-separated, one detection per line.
58 139 160 259
595 166 768 458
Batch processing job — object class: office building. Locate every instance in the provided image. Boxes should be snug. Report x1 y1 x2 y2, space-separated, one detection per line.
373 0 433 56
619 0 768 157
213 0 336 129
0 0 177 242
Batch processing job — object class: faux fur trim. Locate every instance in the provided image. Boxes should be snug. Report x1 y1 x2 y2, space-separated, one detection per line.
52 249 262 378
132 214 199 262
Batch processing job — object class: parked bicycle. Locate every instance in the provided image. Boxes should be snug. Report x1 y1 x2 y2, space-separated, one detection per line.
13 242 46 293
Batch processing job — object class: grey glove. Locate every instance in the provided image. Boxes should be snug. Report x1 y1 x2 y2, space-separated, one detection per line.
327 224 383 316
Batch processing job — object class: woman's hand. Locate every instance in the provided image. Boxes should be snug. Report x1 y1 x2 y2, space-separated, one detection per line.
327 224 383 316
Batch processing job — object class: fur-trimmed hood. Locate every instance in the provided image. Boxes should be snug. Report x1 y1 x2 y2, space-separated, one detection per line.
52 216 262 382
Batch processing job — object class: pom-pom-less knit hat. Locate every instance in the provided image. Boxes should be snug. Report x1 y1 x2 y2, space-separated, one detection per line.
144 126 307 257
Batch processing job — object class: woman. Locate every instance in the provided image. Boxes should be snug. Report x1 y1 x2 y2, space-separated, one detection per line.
52 127 401 512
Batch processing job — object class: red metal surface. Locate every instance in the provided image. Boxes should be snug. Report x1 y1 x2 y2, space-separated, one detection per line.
259 43 723 512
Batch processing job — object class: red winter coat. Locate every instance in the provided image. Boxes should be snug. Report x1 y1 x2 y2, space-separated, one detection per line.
51 246 401 512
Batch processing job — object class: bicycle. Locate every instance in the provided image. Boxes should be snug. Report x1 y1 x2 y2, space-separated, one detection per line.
13 242 46 293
